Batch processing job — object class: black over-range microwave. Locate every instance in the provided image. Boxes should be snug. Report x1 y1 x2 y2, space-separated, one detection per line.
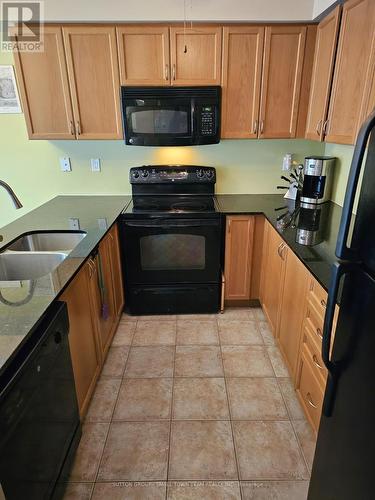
121 86 221 146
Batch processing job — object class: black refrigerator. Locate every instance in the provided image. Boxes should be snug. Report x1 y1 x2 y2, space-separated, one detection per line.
308 109 375 499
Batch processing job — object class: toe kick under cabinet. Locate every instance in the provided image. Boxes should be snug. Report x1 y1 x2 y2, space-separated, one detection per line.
61 223 124 417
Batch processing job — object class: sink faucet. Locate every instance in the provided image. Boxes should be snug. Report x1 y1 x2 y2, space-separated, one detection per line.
0 180 23 209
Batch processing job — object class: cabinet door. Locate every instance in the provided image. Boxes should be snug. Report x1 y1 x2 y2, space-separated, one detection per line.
108 224 125 319
13 26 74 139
278 248 309 378
305 6 341 141
61 262 101 417
96 233 117 356
259 26 306 138
224 216 254 301
325 0 375 144
170 26 222 85
117 26 170 85
63 26 122 139
221 27 264 138
261 223 286 334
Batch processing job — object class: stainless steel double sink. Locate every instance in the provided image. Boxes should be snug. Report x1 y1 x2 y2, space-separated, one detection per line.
0 231 86 281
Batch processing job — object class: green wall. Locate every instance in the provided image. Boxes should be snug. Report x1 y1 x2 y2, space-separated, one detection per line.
325 142 355 208
1 47 356 229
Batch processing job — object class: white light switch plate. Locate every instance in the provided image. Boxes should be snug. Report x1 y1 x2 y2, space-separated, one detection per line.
91 158 101 172
60 157 71 172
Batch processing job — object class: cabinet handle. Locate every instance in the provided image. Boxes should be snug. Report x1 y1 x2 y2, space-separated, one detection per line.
165 64 169 81
76 120 81 135
70 120 75 135
306 392 318 409
322 119 329 136
312 354 324 370
172 63 176 81
321 299 327 308
253 120 258 134
316 327 323 340
316 119 323 136
88 258 96 278
228 219 231 233
281 244 287 261
260 120 264 134
277 242 284 258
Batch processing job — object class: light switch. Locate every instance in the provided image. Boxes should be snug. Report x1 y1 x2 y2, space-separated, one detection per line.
91 158 101 172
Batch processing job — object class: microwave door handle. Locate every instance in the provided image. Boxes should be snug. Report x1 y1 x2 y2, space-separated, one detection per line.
191 99 195 138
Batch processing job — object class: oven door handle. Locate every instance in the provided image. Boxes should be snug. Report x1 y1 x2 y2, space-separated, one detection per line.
123 219 220 228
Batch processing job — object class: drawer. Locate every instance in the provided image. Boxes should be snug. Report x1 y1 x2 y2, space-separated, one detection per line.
296 346 325 432
305 299 324 338
302 323 327 386
308 278 328 318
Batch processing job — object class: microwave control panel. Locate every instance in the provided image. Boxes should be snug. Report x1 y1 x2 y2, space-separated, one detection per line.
200 106 215 136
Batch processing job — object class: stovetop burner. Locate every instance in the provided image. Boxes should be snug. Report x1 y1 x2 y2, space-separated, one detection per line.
170 200 209 212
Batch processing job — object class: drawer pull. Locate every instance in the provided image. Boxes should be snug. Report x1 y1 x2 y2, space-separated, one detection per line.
312 354 324 370
316 327 323 340
321 299 327 308
306 392 318 409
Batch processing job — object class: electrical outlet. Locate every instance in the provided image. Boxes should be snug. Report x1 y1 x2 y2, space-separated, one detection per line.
68 218 80 230
91 158 101 172
97 218 108 230
60 157 71 172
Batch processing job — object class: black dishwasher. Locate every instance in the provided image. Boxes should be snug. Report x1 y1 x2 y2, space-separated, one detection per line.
0 301 81 500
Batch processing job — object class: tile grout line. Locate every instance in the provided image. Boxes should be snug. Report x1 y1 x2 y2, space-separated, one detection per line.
275 371 311 478
88 317 138 499
165 317 177 499
217 316 244 499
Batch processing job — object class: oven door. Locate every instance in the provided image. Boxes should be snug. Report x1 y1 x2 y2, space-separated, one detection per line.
123 97 194 146
121 218 221 285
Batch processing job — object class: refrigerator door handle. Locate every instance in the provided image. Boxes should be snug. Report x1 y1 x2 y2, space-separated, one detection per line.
322 261 355 417
336 109 375 261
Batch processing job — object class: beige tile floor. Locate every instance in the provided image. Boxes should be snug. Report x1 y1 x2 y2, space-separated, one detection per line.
64 307 316 500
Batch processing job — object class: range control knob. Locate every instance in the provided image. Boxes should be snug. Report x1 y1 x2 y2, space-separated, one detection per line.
141 170 149 178
205 169 214 179
133 170 140 179
196 169 204 179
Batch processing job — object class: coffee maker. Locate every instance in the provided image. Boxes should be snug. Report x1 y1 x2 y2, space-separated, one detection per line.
300 156 336 204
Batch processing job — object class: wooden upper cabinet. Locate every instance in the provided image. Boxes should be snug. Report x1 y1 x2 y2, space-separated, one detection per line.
169 26 222 85
117 26 170 85
325 0 375 144
62 26 122 139
13 26 74 139
221 26 264 138
278 249 309 378
259 26 307 138
224 215 254 301
305 6 341 141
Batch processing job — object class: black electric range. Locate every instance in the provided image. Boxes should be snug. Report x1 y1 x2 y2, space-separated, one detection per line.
119 165 222 315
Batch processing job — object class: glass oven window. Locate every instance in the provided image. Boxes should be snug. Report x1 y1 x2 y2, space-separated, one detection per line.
140 234 205 270
128 107 189 135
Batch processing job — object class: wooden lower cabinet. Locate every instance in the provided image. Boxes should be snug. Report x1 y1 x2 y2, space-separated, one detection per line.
61 261 101 418
260 222 286 334
61 223 124 417
278 249 310 378
224 215 255 302
108 224 125 319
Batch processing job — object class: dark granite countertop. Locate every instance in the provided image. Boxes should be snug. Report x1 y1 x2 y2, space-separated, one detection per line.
0 192 344 380
216 194 344 293
0 195 130 376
